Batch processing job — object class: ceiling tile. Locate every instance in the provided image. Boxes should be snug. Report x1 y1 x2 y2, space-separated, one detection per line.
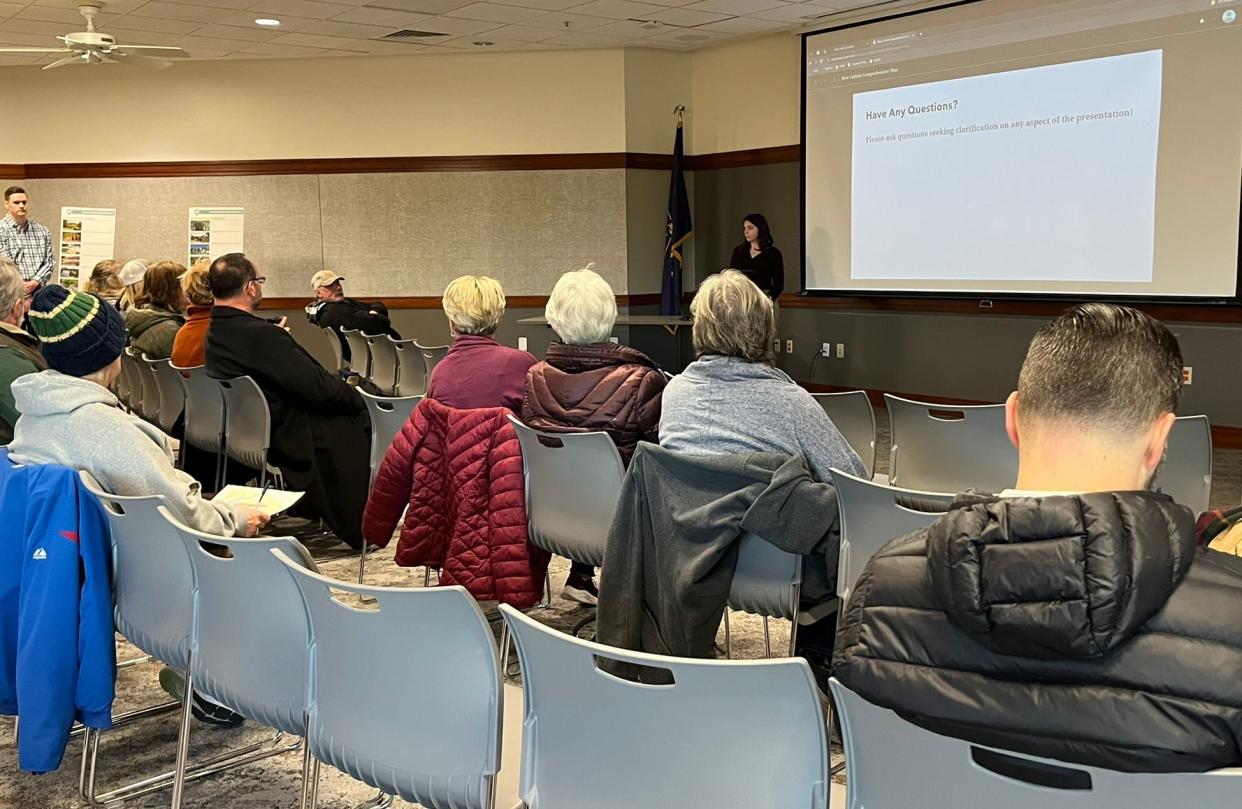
427 34 529 48
333 35 436 52
192 24 287 42
101 15 203 34
298 19 398 37
520 11 611 30
543 30 629 47
696 14 786 31
157 0 255 9
444 3 543 23
234 41 331 56
0 18 93 37
648 6 729 25
488 0 587 9
586 18 665 36
752 1 834 21
475 23 561 41
269 30 369 47
641 24 728 42
214 12 322 31
177 34 262 52
682 0 786 14
331 6 434 27
360 0 476 14
0 31 68 47
12 6 120 26
565 0 671 19
407 15 500 35
247 0 358 20
85 27 183 45
128 2 235 23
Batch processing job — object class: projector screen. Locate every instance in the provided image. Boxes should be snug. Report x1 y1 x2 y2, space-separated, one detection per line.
802 0 1242 298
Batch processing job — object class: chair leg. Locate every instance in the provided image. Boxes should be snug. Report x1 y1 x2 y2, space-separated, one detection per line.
299 715 313 809
169 657 196 809
762 617 772 659
357 545 367 585
499 622 513 682
423 566 431 587
723 610 732 659
307 756 321 809
789 610 801 658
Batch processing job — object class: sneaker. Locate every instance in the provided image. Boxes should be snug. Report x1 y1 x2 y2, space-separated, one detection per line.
561 573 599 606
158 667 246 729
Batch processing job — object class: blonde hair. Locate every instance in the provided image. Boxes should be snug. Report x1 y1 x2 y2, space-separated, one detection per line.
545 264 617 345
181 259 213 307
691 269 776 364
442 275 506 336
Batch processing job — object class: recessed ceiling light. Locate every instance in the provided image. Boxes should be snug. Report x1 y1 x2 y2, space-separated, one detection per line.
473 40 494 46
254 18 281 26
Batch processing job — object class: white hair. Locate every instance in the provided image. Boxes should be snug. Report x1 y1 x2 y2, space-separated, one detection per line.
0 257 23 319
544 265 617 346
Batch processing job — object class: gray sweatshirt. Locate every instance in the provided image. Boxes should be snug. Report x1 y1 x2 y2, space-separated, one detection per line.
8 370 244 536
659 355 865 483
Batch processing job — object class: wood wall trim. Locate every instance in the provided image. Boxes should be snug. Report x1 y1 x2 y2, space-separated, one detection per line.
12 144 806 180
780 294 1242 325
801 381 1242 450
263 292 660 310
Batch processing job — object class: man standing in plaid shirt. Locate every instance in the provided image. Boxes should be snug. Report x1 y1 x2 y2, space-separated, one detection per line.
0 187 54 297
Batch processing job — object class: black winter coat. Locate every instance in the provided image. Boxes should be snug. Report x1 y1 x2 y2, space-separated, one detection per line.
833 491 1242 773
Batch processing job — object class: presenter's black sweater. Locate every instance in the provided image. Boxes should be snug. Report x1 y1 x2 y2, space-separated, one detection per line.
728 244 785 299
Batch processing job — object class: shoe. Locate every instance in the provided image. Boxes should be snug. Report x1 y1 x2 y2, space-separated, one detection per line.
561 573 599 606
158 667 246 729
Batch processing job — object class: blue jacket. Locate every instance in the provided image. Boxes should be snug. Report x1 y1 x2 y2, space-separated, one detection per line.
0 449 115 773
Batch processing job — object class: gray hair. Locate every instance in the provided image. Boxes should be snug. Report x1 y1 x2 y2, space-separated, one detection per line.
545 264 617 345
0 257 23 318
690 269 776 364
1019 303 1183 435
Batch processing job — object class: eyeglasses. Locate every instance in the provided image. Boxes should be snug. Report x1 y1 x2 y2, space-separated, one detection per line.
250 276 267 286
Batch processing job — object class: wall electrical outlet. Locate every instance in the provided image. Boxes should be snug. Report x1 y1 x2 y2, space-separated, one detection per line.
836 343 846 359
1183 366 1193 385
518 336 528 351
773 339 781 353
821 342 832 357
785 339 794 353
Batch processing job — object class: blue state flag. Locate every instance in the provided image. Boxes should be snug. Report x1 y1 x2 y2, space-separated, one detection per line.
661 120 692 316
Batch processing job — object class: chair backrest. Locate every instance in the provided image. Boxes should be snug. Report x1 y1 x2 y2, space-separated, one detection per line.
361 391 422 484
727 531 802 620
392 338 429 397
167 508 316 735
276 552 504 809
508 416 624 567
322 326 345 372
118 347 142 412
113 353 132 407
828 677 1242 809
833 468 955 603
79 472 194 670
175 364 226 455
812 391 877 477
128 347 162 424
366 333 400 396
415 341 449 383
218 376 271 476
145 355 186 434
1160 415 1212 516
341 328 372 379
502 605 829 809
885 394 1017 493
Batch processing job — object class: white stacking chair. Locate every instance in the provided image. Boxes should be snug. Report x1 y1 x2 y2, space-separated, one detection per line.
885 394 1017 493
174 364 227 490
1161 415 1213 516
366 333 400 396
725 532 804 658
392 337 428 397
276 552 516 809
357 391 422 586
165 511 315 806
833 468 955 604
118 347 143 413
415 340 449 385
128 347 162 425
217 375 273 487
321 326 345 373
113 352 133 408
145 355 186 435
829 677 1242 809
812 391 877 477
341 328 372 380
501 605 830 809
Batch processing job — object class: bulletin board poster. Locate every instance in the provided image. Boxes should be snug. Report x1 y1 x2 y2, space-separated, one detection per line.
188 207 244 267
58 207 117 290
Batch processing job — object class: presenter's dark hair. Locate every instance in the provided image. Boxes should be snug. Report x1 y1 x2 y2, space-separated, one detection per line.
208 253 257 299
743 213 774 250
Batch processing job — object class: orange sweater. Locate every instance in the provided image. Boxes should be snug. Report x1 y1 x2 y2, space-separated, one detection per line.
170 305 211 369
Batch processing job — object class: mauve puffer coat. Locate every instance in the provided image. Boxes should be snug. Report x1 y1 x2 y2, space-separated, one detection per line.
521 342 666 465
362 398 550 608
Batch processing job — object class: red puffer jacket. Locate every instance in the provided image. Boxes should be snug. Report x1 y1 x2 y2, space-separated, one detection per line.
362 398 550 608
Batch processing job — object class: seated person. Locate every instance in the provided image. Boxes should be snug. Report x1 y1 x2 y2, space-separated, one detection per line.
171 259 213 369
305 270 400 363
8 285 264 537
0 258 46 443
426 275 536 412
123 260 186 359
522 265 666 605
834 303 1242 773
117 259 147 311
205 253 370 550
83 259 123 307
659 269 863 483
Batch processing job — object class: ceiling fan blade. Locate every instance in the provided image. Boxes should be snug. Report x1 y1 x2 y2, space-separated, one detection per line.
112 51 173 69
112 45 189 57
42 54 86 70
0 47 72 54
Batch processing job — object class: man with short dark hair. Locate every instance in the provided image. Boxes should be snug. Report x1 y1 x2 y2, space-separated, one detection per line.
0 187 54 296
834 303 1242 773
204 253 371 549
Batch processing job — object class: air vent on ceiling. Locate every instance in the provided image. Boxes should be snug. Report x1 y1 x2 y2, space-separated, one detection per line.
381 29 448 40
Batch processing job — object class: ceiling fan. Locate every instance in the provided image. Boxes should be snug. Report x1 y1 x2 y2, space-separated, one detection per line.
0 1 190 70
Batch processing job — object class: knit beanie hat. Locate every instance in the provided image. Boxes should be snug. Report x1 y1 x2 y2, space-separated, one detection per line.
28 285 127 377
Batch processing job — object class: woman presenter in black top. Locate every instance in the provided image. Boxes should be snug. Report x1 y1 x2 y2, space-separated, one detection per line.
728 213 784 300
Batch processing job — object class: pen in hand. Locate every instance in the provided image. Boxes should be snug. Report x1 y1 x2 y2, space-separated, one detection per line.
257 482 271 508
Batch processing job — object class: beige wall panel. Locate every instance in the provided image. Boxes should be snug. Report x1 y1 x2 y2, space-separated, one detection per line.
318 169 629 296
24 175 324 297
624 50 693 154
691 35 801 154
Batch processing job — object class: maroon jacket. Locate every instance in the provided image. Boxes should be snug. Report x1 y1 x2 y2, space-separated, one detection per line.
425 333 537 412
363 398 550 608
521 342 666 465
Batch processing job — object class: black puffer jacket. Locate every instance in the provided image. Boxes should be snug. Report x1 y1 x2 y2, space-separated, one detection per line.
833 491 1242 773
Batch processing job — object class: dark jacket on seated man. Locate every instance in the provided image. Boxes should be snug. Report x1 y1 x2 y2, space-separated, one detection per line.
833 491 1242 774
0 321 46 443
597 443 842 661
206 306 370 548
